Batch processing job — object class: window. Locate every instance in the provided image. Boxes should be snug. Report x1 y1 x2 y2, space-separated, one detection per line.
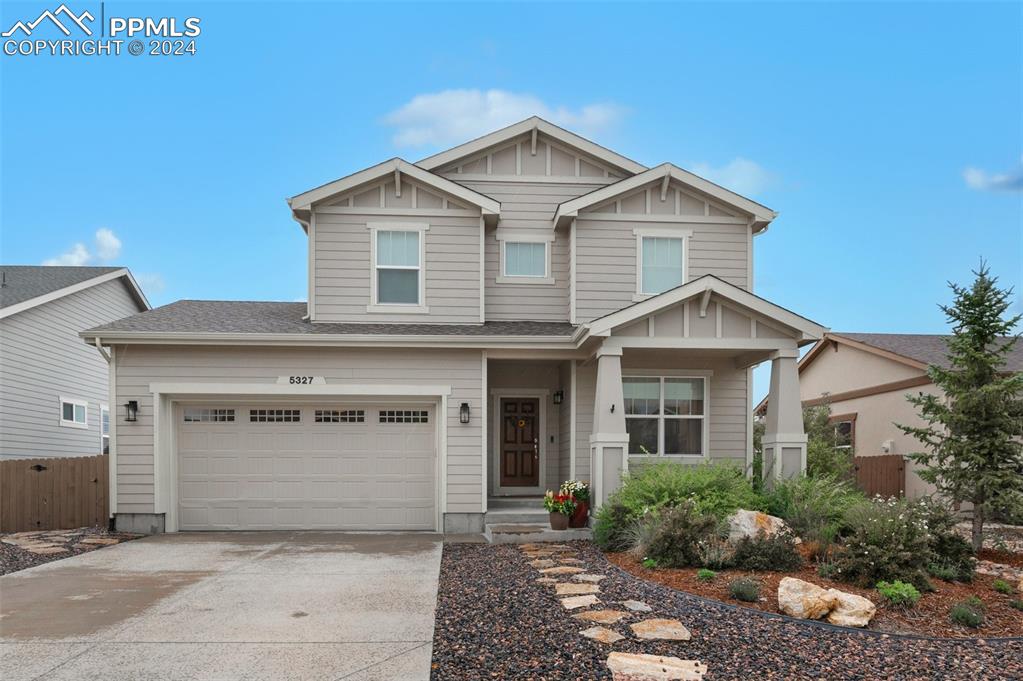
250 409 301 423
59 397 88 429
379 409 429 423
315 409 365 423
375 229 420 304
831 415 856 451
624 376 706 457
183 408 236 423
503 242 546 277
640 237 684 294
101 405 110 454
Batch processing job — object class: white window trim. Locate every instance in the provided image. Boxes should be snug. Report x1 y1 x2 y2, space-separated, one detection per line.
59 396 89 430
632 227 692 302
366 222 430 313
495 229 555 285
623 370 710 460
101 403 110 451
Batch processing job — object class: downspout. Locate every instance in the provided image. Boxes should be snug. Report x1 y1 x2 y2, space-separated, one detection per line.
93 338 117 526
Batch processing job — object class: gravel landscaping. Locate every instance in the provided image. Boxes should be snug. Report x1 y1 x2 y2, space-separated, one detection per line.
0 526 140 575
430 541 1023 680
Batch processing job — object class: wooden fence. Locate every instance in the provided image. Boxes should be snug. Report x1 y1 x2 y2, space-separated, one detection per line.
852 454 906 498
0 454 108 532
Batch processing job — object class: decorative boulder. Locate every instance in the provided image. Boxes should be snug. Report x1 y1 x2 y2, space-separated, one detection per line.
727 509 796 543
606 653 708 681
825 589 876 627
777 577 837 620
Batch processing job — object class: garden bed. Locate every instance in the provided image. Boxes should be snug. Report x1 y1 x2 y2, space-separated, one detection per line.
0 526 140 575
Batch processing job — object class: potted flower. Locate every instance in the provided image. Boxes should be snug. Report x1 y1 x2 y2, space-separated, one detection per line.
560 480 590 528
543 490 577 530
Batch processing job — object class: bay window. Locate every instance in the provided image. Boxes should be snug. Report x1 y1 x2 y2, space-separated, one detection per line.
624 375 707 457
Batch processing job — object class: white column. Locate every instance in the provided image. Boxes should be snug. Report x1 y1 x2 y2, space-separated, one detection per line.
589 346 629 508
763 349 807 483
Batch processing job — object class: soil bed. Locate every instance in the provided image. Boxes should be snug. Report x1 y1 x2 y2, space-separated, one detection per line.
431 541 1022 680
0 526 140 575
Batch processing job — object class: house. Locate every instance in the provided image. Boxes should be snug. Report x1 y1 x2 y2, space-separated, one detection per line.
761 332 1023 498
80 117 826 534
0 266 149 460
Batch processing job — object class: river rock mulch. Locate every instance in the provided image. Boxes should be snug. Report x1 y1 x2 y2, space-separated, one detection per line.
430 541 1023 680
0 526 140 575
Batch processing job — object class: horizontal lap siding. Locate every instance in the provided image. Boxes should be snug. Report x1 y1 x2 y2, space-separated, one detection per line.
0 279 141 459
113 346 483 514
313 212 481 323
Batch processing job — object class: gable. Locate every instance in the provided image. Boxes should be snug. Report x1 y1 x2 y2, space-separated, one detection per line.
798 340 926 399
608 294 801 342
322 176 474 212
580 178 739 218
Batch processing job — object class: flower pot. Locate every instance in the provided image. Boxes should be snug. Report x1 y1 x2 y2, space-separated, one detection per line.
569 501 589 528
549 512 570 531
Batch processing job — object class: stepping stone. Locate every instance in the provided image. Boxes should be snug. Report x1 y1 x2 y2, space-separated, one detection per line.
580 626 625 644
559 558 584 564
573 573 606 583
530 559 557 568
535 577 558 584
561 594 599 610
556 582 600 596
630 618 692 641
623 599 652 612
79 537 119 545
26 546 66 555
540 566 585 575
573 609 629 625
606 652 707 680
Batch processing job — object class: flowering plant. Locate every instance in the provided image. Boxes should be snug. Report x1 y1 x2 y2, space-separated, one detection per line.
559 480 590 503
544 490 577 515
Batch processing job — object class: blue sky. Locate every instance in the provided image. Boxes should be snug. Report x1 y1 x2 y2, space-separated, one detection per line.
2 1 1021 399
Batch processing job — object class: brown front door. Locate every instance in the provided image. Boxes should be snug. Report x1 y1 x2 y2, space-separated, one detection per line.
500 398 540 487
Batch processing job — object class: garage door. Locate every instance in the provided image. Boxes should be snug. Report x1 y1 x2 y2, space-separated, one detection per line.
176 404 436 530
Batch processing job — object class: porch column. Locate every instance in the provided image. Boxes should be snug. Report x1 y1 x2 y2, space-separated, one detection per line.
589 346 629 509
762 349 807 484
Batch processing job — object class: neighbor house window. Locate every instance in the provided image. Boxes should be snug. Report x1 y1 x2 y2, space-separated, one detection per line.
375 229 421 304
503 242 546 277
831 414 856 451
624 376 706 457
60 397 88 429
101 405 110 454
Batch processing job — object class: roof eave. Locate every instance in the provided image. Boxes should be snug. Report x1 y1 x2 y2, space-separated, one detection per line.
0 268 150 320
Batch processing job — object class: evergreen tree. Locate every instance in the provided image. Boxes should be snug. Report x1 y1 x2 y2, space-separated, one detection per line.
898 264 1023 551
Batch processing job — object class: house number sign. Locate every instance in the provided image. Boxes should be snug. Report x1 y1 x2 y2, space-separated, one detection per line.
276 376 326 385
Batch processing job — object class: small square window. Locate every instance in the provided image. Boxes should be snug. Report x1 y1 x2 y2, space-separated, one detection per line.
504 242 546 277
60 398 88 429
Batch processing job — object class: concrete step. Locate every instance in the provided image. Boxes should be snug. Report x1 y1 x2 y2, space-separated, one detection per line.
484 508 549 525
484 523 591 544
487 496 544 511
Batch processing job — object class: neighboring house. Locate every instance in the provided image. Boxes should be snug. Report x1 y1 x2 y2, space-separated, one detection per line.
759 332 1023 498
0 266 149 460
81 117 825 534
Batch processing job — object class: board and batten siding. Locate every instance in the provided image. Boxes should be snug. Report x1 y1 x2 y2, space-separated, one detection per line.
0 278 141 459
111 346 484 515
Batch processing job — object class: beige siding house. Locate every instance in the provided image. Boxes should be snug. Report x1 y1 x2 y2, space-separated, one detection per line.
82 117 825 534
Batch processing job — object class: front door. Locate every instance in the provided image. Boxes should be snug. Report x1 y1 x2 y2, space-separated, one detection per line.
500 398 540 487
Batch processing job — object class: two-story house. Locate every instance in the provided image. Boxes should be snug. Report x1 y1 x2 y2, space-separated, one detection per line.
82 118 826 534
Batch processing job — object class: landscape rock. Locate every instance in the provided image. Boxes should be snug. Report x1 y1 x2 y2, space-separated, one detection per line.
630 618 692 641
79 537 120 545
727 509 796 543
573 609 629 624
559 558 584 564
560 594 599 610
580 626 625 644
25 546 66 555
555 582 600 596
535 577 557 584
622 599 652 612
573 573 606 583
540 565 585 575
606 652 708 681
825 589 876 627
777 577 837 620
529 559 556 568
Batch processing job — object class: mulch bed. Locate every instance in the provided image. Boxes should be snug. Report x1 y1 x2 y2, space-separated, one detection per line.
431 541 1023 680
607 553 1023 639
0 526 141 575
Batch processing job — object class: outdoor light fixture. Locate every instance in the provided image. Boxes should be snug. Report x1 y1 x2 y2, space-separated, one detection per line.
459 402 471 424
553 390 564 404
124 400 138 422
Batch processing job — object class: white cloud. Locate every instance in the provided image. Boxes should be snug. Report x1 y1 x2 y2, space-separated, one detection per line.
42 228 124 266
963 158 1023 193
383 89 626 148
688 158 777 197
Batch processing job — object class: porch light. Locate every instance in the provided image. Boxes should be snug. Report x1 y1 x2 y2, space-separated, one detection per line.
553 390 564 405
459 402 471 424
124 400 138 422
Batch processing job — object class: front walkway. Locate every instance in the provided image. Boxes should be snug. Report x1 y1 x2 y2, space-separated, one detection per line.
0 532 443 681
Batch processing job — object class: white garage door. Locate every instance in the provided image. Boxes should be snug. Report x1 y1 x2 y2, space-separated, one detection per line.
176 404 436 530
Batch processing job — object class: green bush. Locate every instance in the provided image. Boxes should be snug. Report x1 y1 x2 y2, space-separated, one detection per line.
913 497 975 582
992 579 1013 594
927 562 959 582
730 530 803 572
817 561 839 580
875 580 921 607
641 557 658 569
1009 599 1023 611
764 475 865 542
696 568 717 581
641 503 719 568
831 497 932 590
949 597 985 628
592 502 635 552
728 577 760 602
694 533 735 570
611 462 764 520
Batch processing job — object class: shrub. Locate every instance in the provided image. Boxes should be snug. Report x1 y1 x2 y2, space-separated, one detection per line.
694 532 735 570
731 530 804 572
1009 599 1023 611
927 562 959 582
817 561 839 580
831 497 932 590
913 497 975 582
611 462 764 521
696 568 717 581
641 503 719 568
949 598 985 628
765 475 865 543
592 502 635 552
641 557 658 569
729 577 760 602
876 580 921 608
992 579 1013 594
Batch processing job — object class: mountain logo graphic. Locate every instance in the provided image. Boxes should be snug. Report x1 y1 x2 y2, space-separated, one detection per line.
2 4 95 37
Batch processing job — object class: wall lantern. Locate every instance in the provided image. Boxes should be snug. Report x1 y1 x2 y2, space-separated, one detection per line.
553 390 564 405
459 402 471 424
124 400 138 422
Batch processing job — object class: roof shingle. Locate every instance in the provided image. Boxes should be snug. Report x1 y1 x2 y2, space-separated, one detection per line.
835 332 1023 372
0 265 122 309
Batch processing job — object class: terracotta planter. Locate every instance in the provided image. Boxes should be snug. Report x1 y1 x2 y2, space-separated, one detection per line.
549 512 570 530
569 501 589 528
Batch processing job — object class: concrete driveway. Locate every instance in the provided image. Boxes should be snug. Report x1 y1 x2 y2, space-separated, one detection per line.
0 532 443 680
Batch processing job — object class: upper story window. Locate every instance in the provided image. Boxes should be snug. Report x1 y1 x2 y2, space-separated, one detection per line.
634 228 692 298
60 397 88 429
624 375 707 457
504 242 546 277
367 223 429 313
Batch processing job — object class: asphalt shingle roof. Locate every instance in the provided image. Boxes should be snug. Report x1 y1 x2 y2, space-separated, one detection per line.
0 265 122 309
835 332 1023 372
84 300 578 337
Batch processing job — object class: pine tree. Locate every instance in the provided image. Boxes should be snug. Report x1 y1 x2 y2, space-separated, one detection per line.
898 263 1023 551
